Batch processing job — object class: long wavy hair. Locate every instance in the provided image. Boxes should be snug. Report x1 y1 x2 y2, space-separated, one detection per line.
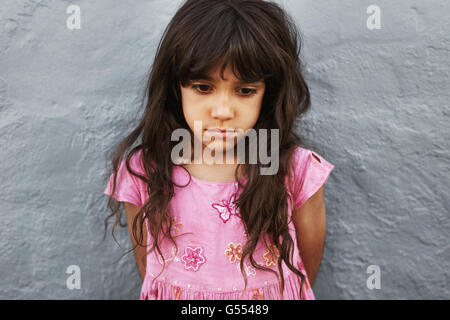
104 0 312 299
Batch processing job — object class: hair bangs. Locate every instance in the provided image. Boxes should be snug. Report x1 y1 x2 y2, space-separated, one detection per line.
176 7 275 88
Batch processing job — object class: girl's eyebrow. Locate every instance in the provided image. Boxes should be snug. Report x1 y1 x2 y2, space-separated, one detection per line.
193 75 264 85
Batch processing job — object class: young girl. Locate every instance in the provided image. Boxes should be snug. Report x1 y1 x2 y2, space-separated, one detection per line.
104 0 334 300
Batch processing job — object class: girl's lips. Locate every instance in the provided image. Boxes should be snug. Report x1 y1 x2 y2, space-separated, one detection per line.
205 128 237 138
207 128 236 133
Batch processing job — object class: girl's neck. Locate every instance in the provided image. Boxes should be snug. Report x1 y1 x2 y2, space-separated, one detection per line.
182 159 245 183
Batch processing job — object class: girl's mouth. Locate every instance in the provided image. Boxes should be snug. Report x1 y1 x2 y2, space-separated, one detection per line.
205 128 237 138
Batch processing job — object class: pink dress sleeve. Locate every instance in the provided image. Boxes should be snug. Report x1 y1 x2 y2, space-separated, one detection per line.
103 150 145 207
291 147 335 211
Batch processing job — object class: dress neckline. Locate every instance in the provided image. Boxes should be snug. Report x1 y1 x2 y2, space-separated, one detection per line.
175 165 246 186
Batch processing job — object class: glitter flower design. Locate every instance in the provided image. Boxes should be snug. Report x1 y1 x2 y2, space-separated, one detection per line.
236 261 256 277
250 288 265 300
263 244 280 267
170 217 184 237
224 242 243 263
157 245 179 265
182 246 206 271
244 262 256 276
173 286 182 299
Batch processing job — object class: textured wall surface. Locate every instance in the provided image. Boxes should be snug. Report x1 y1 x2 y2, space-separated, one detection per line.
0 0 449 299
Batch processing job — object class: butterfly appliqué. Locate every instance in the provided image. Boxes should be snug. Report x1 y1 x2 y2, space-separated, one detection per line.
211 185 240 223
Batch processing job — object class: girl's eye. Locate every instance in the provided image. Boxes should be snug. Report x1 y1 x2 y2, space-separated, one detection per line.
192 84 257 96
238 88 257 96
192 84 211 93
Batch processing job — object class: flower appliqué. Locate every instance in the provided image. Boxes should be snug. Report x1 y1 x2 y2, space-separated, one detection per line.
224 242 243 263
173 286 183 300
182 246 206 271
250 288 265 300
263 244 280 267
211 188 240 223
170 216 184 237
157 245 179 265
235 261 256 277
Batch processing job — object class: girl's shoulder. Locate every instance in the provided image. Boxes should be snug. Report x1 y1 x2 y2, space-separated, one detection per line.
103 148 147 207
290 145 334 174
123 147 155 177
128 148 146 173
288 145 335 210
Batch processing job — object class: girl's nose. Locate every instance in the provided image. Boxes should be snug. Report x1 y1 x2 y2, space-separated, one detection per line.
211 93 234 120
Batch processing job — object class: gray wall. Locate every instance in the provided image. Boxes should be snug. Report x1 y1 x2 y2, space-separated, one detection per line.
0 0 448 299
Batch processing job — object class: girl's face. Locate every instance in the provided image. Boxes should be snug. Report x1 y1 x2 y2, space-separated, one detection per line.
180 64 266 161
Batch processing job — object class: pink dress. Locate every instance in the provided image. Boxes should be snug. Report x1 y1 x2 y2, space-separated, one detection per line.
104 146 334 300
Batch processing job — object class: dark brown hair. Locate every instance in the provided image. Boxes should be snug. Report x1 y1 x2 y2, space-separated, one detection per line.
104 0 312 299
